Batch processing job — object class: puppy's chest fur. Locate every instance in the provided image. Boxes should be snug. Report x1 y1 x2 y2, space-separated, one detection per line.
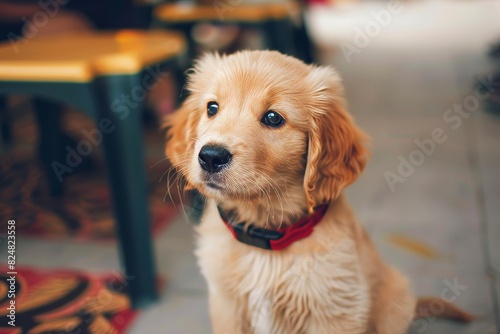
196 201 371 334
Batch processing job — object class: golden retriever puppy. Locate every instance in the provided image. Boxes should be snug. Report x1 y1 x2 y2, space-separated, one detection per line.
164 50 473 334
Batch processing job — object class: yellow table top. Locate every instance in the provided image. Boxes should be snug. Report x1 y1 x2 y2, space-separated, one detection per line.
154 2 298 23
0 30 186 83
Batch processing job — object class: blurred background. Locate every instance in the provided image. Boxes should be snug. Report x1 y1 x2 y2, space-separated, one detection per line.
0 0 499 333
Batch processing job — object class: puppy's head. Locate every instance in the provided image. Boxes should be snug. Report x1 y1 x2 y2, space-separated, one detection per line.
165 51 368 212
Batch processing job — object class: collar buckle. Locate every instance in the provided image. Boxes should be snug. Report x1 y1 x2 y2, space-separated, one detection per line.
232 223 284 250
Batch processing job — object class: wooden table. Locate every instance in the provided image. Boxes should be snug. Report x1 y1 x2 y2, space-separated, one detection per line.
0 30 186 308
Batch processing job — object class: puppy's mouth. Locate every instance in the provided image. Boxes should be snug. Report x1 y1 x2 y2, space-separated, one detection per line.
199 178 261 201
200 172 226 191
206 181 223 190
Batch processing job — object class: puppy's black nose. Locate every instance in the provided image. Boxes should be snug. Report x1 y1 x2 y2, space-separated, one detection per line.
198 145 232 174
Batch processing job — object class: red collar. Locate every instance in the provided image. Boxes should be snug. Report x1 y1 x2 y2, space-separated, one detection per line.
217 205 329 250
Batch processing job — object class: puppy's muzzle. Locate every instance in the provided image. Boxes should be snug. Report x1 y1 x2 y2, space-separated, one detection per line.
198 145 232 174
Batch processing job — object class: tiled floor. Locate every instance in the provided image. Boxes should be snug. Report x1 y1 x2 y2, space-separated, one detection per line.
3 0 500 333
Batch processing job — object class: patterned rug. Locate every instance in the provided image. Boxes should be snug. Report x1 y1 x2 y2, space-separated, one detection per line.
0 104 180 241
0 266 138 334
0 156 178 241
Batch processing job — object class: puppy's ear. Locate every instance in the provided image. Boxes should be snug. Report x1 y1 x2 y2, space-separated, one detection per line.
304 66 369 212
163 98 198 176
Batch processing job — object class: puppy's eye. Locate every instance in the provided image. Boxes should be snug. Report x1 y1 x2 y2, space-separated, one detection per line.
207 101 218 117
261 111 285 128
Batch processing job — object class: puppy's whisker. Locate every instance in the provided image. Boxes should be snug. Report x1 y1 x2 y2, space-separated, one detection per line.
162 160 189 185
260 168 301 220
176 175 192 224
164 166 192 225
165 166 180 205
160 165 177 183
251 167 293 226
149 157 169 169
234 168 281 228
178 80 188 98
159 152 192 183
164 160 191 210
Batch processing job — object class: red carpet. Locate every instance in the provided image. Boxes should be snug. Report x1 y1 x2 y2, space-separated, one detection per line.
0 266 138 334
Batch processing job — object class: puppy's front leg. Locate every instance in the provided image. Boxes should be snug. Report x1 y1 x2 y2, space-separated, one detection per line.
209 288 249 334
369 267 415 334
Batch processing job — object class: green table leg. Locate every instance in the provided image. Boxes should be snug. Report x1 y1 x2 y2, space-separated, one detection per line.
33 98 64 196
94 74 158 308
0 96 12 146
